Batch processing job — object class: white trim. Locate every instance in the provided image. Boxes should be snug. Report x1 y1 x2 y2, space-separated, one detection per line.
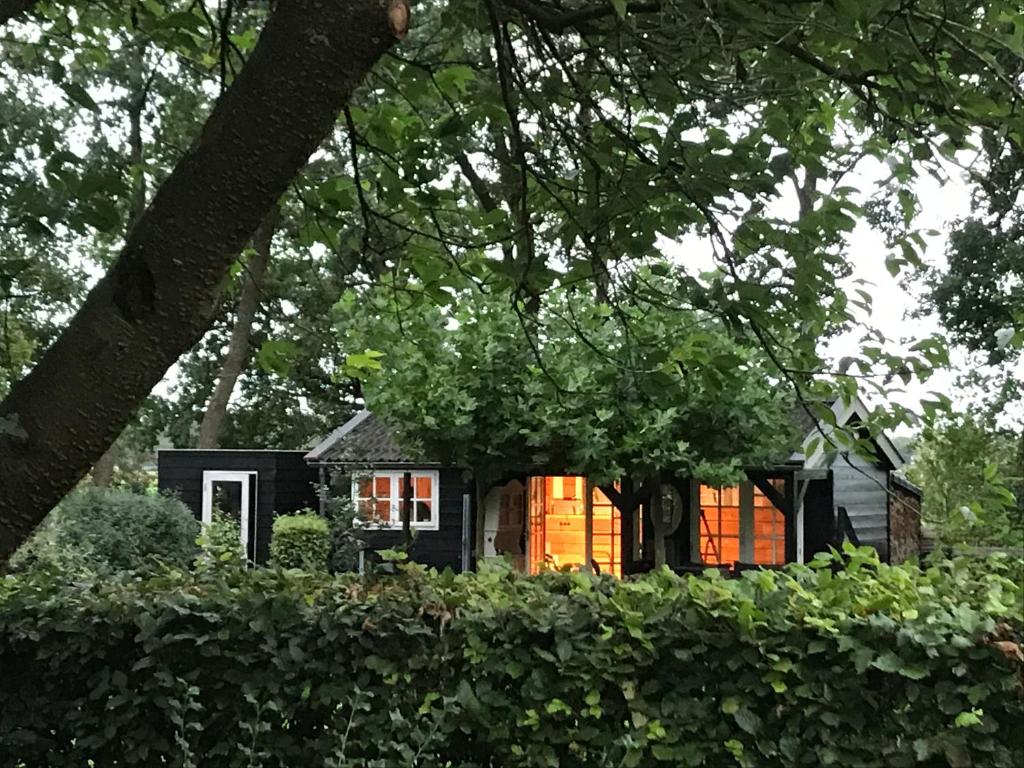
350 469 441 531
795 478 811 562
792 395 904 470
201 470 258 553
158 449 306 454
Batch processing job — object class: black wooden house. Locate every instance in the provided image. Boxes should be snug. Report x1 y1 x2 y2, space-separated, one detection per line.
158 396 922 571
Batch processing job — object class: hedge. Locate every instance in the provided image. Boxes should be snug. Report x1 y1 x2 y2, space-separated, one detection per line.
0 549 1021 767
270 511 330 571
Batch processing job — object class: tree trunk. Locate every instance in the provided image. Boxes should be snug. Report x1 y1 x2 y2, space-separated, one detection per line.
0 0 404 563
0 0 36 26
93 51 150 487
196 204 279 449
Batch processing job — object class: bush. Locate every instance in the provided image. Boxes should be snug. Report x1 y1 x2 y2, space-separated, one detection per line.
270 511 330 571
194 511 246 573
9 487 199 575
323 495 364 573
0 548 1021 767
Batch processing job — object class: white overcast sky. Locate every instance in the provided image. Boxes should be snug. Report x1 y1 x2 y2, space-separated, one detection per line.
664 151 1022 433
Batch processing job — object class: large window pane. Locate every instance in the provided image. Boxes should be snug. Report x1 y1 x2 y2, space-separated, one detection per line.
698 485 741 565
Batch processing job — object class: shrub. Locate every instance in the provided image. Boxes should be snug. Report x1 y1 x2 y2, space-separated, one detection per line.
0 548 1020 766
270 511 330 571
194 511 246 573
323 495 364 573
9 487 199 575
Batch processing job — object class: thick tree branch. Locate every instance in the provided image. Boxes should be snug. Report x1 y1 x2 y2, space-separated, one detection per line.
0 0 36 26
0 0 404 561
500 0 661 33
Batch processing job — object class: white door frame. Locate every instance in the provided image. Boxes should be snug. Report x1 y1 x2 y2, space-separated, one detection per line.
201 470 258 553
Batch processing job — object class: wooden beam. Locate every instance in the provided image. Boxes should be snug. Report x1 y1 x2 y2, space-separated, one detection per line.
749 473 791 517
401 470 412 547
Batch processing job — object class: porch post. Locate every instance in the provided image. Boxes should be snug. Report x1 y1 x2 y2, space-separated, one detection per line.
317 466 328 515
584 477 594 575
401 470 412 547
784 473 798 562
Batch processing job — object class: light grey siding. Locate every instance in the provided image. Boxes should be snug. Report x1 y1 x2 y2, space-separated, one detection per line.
831 453 889 559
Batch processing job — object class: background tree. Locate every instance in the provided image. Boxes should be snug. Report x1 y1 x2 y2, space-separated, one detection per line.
0 0 403 559
907 412 1023 548
0 0 1021 562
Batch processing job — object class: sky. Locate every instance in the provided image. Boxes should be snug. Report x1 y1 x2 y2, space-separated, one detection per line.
664 148 1022 435
831 158 1022 429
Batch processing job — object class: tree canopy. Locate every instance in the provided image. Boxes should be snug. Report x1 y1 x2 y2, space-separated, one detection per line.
341 274 796 486
0 0 1021 560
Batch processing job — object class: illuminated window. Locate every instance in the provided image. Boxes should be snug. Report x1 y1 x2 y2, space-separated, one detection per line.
752 485 786 565
351 470 439 530
528 477 622 577
698 485 741 564
698 482 786 565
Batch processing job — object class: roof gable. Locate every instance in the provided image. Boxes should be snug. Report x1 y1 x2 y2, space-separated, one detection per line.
792 396 905 470
305 411 437 466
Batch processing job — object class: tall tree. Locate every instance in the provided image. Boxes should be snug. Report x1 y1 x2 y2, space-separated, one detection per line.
340 276 798 564
0 0 406 560
0 0 1021 563
197 204 280 449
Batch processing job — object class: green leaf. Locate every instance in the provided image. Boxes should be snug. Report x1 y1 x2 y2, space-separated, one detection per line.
61 83 99 112
954 709 983 728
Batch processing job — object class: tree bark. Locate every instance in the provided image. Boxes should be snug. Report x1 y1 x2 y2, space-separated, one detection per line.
0 0 404 562
93 48 151 487
196 204 279 449
0 0 36 26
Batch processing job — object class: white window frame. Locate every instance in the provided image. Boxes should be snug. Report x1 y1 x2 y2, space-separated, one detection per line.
202 470 258 552
351 470 440 531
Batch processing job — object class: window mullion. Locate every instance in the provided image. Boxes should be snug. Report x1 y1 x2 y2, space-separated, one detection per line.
390 473 400 527
739 482 754 563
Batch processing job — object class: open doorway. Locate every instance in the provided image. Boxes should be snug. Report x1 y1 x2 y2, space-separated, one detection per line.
527 476 622 577
202 470 258 561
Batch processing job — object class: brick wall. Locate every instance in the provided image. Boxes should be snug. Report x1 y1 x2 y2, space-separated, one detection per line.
889 477 923 563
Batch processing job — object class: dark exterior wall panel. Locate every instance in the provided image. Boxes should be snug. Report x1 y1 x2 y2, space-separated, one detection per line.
158 450 318 564
355 468 470 572
802 475 834 560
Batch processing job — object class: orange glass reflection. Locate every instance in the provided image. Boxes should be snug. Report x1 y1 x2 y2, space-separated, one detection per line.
528 477 621 577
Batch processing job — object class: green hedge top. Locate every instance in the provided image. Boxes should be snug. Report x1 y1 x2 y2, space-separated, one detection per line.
270 511 330 571
0 548 1021 767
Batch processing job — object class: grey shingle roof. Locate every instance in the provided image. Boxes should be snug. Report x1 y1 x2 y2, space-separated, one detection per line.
304 411 436 465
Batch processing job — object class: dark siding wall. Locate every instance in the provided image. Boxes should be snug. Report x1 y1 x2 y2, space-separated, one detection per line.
832 454 890 560
157 451 317 564
272 452 320 515
802 475 834 560
356 468 470 572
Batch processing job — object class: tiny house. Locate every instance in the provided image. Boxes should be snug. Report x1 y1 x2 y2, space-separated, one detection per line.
157 450 318 563
158 397 922 571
